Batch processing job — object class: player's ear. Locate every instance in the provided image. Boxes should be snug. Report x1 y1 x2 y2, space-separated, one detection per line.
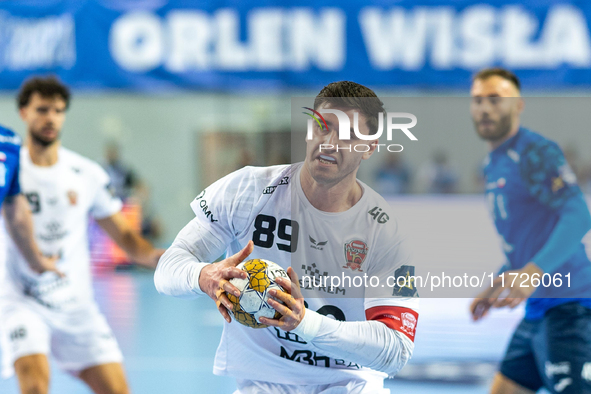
18 107 27 121
362 140 379 160
517 97 525 114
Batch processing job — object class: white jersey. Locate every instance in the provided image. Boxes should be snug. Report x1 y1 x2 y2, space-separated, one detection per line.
189 163 419 386
0 147 122 313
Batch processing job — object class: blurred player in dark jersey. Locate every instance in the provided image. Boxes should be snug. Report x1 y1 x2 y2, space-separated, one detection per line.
469 68 591 394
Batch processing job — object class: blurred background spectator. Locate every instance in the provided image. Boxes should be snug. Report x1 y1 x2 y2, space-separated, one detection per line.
103 142 136 201
375 154 412 195
417 151 459 194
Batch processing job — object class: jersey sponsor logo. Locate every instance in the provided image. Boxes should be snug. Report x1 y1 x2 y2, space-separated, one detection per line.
485 177 506 190
309 235 327 250
0 134 21 145
262 186 277 195
40 221 69 241
67 190 78 205
262 176 289 195
554 378 572 393
279 345 360 369
274 328 307 344
582 362 591 382
368 206 389 224
9 327 26 341
506 149 520 163
546 361 571 378
71 167 81 174
0 162 6 187
300 263 346 295
343 240 368 272
558 164 577 185
334 359 361 369
279 346 330 367
194 190 218 223
392 265 417 297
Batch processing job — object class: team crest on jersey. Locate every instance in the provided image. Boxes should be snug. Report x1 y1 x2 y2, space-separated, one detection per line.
343 240 368 272
67 190 78 205
0 152 6 162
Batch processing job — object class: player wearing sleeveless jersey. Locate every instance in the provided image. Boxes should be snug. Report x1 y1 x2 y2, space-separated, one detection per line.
0 76 164 394
469 68 591 394
155 81 419 393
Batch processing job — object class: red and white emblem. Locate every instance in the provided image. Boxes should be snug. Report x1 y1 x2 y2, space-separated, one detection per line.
400 312 417 336
343 239 368 272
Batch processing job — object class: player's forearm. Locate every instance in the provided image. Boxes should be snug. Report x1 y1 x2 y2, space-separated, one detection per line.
291 310 414 377
3 194 44 270
531 196 591 273
116 231 160 268
154 243 207 298
154 218 227 298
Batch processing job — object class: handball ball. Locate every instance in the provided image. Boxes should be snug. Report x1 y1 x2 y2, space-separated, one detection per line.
227 259 288 328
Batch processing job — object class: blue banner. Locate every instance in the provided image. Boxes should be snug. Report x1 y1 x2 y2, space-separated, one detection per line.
2 0 591 91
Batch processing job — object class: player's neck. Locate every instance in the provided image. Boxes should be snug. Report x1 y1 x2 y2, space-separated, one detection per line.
299 167 363 212
27 139 60 167
488 124 520 151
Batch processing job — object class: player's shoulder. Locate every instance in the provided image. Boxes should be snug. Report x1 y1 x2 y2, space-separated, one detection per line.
216 163 294 193
516 128 561 156
359 180 402 235
514 129 565 171
59 147 108 179
0 125 22 147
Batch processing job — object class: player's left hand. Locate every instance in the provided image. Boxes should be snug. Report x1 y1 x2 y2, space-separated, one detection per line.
487 262 543 309
259 267 305 332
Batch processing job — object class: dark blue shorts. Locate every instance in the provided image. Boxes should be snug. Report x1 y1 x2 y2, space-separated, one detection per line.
500 302 591 393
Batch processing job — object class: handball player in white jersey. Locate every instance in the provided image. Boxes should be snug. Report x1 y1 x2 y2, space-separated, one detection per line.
156 81 419 394
0 76 163 394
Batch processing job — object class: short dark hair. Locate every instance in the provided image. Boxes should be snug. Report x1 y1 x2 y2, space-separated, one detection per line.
314 81 385 134
473 68 520 91
17 75 70 109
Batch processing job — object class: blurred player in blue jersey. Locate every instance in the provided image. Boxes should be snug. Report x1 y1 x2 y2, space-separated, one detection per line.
469 68 591 394
0 124 59 275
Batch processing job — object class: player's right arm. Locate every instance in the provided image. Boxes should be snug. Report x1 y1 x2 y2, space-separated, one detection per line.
3 193 61 276
154 218 250 322
154 167 258 322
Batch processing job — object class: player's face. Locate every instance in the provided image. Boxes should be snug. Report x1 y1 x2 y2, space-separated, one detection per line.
470 76 523 143
19 93 66 147
304 104 377 186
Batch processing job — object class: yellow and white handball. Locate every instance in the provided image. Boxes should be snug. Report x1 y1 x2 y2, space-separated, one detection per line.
227 259 288 328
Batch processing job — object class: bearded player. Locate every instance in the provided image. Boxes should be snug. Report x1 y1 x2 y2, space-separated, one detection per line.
0 76 164 394
155 81 419 393
469 68 591 394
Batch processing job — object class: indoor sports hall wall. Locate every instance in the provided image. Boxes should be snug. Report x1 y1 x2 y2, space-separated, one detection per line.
2 93 591 243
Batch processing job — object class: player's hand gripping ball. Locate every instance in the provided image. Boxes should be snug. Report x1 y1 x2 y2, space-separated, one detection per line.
226 259 288 328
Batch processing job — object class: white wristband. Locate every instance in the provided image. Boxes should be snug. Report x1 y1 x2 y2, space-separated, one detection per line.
289 308 324 342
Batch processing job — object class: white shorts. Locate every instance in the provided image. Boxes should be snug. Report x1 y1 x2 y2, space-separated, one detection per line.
234 378 390 394
0 298 123 379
